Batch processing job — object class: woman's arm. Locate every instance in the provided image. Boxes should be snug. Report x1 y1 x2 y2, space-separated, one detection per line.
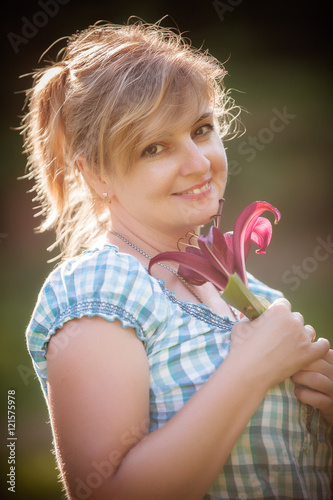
47 300 329 500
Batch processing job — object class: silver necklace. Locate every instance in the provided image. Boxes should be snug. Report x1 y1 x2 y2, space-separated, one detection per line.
110 230 203 303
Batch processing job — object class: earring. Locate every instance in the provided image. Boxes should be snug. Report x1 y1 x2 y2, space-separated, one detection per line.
102 192 111 205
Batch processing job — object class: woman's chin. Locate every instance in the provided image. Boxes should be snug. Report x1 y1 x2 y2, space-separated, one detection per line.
176 199 220 228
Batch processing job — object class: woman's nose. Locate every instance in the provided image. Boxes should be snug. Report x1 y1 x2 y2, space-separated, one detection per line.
178 138 211 176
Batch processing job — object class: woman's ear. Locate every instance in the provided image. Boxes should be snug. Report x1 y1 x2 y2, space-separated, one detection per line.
76 156 113 202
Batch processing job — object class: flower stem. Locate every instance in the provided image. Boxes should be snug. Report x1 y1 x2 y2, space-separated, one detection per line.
221 273 267 320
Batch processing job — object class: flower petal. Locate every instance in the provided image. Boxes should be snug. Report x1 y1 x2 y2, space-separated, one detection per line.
179 247 208 285
250 217 273 254
197 226 234 277
148 251 229 290
223 231 234 252
233 202 281 286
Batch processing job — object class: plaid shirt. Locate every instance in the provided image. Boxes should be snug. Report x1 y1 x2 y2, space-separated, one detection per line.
26 244 332 499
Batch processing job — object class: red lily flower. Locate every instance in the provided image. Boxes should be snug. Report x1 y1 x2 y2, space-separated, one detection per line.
148 201 281 319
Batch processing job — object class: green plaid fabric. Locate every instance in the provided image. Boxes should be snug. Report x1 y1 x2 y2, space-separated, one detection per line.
26 244 332 498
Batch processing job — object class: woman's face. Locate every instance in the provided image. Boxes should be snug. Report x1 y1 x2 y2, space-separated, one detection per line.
108 108 228 241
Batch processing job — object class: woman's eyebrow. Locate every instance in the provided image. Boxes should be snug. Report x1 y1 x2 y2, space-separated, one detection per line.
139 111 214 148
193 112 213 125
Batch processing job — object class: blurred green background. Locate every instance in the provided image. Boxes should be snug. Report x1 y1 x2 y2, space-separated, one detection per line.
1 0 332 498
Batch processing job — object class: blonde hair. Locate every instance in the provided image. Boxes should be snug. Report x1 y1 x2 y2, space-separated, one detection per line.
21 19 240 260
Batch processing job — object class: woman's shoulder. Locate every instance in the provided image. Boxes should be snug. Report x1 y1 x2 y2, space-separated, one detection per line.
26 244 170 397
32 243 165 323
26 244 166 357
46 243 153 297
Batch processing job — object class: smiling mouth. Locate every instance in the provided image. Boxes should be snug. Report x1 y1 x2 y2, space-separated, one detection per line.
174 180 211 196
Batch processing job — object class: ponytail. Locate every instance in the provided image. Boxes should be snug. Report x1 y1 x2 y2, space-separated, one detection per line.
23 64 69 224
22 63 108 260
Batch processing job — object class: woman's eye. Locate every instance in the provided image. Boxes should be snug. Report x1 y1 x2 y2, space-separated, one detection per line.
193 123 214 137
142 143 163 157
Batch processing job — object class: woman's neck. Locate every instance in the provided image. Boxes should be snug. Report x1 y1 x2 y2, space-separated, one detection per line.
109 214 200 257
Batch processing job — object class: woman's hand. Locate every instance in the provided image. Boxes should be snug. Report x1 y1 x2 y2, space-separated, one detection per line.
230 298 330 390
292 349 333 427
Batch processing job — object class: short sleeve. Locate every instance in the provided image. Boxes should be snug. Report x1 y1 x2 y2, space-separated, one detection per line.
247 272 284 303
26 245 167 398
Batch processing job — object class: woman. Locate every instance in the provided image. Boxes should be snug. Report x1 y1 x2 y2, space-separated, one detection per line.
24 21 333 499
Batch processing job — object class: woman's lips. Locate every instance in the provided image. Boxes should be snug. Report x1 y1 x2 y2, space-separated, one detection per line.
173 180 211 197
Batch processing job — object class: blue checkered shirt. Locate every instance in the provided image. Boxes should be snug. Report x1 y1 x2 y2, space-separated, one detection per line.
26 244 332 499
